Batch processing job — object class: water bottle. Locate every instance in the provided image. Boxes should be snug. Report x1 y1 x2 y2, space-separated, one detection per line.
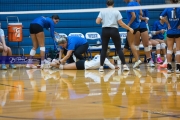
146 24 150 32
163 30 167 40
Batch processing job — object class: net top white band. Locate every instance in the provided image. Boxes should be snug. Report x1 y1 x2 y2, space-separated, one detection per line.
0 4 179 15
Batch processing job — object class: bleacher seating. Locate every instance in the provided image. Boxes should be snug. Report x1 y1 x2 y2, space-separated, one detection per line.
0 0 165 55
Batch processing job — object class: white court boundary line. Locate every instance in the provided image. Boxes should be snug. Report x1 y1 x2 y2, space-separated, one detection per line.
0 4 179 14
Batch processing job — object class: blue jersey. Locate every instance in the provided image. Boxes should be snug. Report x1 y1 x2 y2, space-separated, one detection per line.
140 9 149 29
60 36 87 50
31 16 55 38
126 1 140 29
152 20 168 40
160 8 180 35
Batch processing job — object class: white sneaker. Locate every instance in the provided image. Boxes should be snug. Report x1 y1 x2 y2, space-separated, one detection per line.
40 64 44 69
176 70 180 74
167 69 174 74
44 59 51 64
147 60 155 67
43 63 52 69
123 65 130 71
26 64 37 69
133 60 142 68
112 56 119 60
99 66 104 72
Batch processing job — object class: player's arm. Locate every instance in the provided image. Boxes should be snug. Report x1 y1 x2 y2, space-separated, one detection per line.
60 50 73 63
140 10 149 21
96 11 102 24
59 49 64 60
151 22 162 35
128 12 136 26
160 9 170 29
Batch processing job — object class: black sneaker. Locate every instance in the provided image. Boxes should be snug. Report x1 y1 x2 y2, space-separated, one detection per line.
167 63 173 73
176 64 180 74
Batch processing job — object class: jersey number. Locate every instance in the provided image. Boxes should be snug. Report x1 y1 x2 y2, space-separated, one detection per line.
171 10 176 19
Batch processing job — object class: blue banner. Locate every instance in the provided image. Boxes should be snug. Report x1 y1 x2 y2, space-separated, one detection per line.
0 56 40 64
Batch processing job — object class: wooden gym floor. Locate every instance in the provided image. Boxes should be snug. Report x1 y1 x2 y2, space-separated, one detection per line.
0 63 180 120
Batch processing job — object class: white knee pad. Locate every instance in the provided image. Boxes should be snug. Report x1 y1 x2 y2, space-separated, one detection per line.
30 49 36 56
40 47 45 51
156 44 161 50
160 43 166 49
176 50 180 55
173 43 176 49
144 47 150 52
149 45 152 51
135 45 139 50
167 49 173 55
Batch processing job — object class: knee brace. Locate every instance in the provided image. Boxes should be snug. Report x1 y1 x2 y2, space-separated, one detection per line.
176 50 180 55
40 47 45 51
144 47 150 52
156 44 161 50
167 49 173 55
160 43 166 49
173 43 176 49
135 45 139 50
149 45 152 51
30 49 36 56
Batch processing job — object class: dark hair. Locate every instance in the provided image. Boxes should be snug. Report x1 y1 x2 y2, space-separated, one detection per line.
172 0 179 3
106 0 114 6
52 14 60 20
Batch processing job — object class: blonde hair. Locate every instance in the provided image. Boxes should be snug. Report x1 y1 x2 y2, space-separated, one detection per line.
57 37 67 44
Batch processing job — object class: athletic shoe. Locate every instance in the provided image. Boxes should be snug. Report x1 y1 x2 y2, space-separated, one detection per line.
176 70 180 74
167 64 174 74
1 64 7 70
26 64 37 69
156 57 163 64
9 64 16 69
122 65 130 71
43 60 52 69
43 63 51 69
176 64 180 74
99 66 104 72
159 64 167 68
147 59 155 67
40 64 44 69
133 60 142 68
112 56 119 60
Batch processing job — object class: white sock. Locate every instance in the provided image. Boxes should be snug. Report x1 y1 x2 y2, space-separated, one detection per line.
163 59 167 64
59 64 64 69
164 55 166 60
157 54 160 58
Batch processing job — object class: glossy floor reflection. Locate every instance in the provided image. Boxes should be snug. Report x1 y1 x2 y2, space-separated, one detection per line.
0 64 180 120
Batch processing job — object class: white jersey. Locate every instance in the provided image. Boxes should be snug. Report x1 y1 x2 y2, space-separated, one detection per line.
84 55 115 70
